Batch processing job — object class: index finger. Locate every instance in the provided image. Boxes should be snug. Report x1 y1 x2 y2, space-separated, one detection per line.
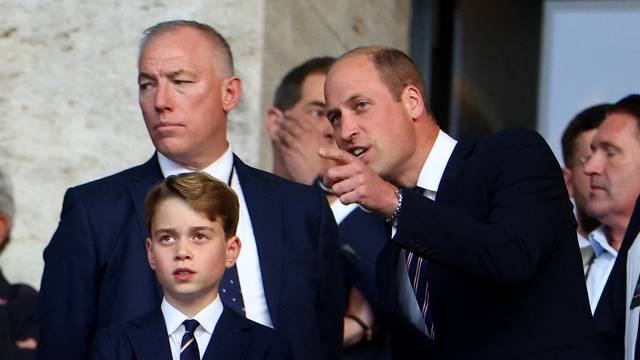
318 147 356 165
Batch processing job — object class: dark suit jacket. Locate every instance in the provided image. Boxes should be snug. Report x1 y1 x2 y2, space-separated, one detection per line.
376 127 598 359
90 304 292 360
39 154 342 360
338 208 391 360
593 196 640 359
0 271 38 360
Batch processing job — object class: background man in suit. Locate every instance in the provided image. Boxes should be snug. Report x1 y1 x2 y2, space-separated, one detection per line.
320 46 597 359
91 173 291 360
265 56 391 359
39 20 342 360
0 168 38 360
561 104 610 270
577 95 640 359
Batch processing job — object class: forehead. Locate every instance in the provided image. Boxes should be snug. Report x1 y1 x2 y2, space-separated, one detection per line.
299 73 326 102
152 197 210 225
325 54 387 101
594 112 640 146
139 27 218 71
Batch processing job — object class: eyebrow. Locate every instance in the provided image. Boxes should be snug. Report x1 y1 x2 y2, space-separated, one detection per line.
152 226 214 237
307 100 326 107
137 69 196 82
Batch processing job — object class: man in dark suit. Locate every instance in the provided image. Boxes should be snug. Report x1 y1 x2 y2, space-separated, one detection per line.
320 46 597 359
38 20 342 360
264 56 391 359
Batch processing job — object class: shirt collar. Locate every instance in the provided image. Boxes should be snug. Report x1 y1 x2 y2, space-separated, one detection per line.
589 225 619 257
161 295 224 336
157 146 234 183
416 130 457 194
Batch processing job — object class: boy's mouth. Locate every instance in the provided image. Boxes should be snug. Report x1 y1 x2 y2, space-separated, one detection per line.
173 268 195 280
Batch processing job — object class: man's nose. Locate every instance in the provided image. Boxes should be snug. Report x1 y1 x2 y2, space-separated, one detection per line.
154 81 173 112
337 113 359 144
583 151 603 176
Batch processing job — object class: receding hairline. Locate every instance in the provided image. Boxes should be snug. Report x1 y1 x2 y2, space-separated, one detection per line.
139 21 234 76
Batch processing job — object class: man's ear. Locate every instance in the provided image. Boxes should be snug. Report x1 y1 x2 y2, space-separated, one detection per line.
0 214 8 250
225 235 241 268
264 107 283 142
221 76 243 112
401 84 425 120
562 167 575 198
146 238 156 270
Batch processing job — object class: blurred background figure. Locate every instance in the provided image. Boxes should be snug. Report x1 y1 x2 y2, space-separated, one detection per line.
265 56 391 359
582 95 640 359
561 103 610 270
0 168 38 360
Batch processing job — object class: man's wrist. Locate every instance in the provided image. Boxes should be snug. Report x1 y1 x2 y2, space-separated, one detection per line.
385 188 402 227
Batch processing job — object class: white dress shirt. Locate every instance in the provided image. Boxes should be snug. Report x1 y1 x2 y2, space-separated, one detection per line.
585 225 618 314
158 147 273 327
395 130 457 335
625 233 640 360
162 296 223 360
578 231 595 274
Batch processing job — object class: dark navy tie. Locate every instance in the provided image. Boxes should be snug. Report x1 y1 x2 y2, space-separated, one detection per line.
180 319 200 360
220 264 245 315
406 186 434 339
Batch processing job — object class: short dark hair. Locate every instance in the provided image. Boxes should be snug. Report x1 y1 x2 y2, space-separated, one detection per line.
561 104 611 167
341 46 428 107
610 94 640 138
273 57 334 111
144 172 239 238
140 20 234 74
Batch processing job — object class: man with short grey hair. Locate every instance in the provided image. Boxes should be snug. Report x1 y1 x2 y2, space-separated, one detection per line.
39 20 342 360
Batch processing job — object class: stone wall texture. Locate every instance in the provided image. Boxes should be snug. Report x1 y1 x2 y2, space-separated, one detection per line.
0 0 410 289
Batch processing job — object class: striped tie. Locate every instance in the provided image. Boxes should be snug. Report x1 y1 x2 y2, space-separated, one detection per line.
406 251 434 339
180 319 200 360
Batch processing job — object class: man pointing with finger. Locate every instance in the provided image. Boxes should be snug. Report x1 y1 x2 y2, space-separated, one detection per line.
320 46 598 359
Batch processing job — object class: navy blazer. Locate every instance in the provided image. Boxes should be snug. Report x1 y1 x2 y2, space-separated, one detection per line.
376 127 598 359
90 304 293 359
592 196 640 359
338 208 391 360
39 155 342 360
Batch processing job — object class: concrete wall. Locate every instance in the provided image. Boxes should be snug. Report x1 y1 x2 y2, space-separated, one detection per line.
0 0 410 289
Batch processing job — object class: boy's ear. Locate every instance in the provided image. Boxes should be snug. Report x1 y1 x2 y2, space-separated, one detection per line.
146 238 156 270
225 235 241 268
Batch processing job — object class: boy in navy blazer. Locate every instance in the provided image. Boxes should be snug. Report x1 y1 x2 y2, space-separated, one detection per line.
91 172 291 359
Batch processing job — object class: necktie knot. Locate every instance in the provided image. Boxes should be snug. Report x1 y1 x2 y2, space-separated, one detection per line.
183 319 199 334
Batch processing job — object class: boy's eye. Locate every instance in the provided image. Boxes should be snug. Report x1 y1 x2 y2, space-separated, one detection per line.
194 233 208 241
159 235 175 244
355 100 369 111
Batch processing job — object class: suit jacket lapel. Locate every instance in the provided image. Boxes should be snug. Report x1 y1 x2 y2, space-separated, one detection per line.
128 309 173 359
203 306 253 360
127 154 164 298
233 155 283 326
436 137 475 203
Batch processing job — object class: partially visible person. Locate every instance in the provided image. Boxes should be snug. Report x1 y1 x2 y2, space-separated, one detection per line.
561 104 610 270
265 57 390 359
624 195 640 360
39 20 342 360
581 94 640 360
320 46 596 359
0 168 38 360
90 172 292 359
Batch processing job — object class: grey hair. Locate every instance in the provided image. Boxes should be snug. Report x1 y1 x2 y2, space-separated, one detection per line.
0 167 14 225
139 20 234 74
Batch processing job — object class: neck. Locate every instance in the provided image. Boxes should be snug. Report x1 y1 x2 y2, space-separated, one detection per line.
171 142 229 171
271 149 292 180
605 224 626 252
393 119 439 188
